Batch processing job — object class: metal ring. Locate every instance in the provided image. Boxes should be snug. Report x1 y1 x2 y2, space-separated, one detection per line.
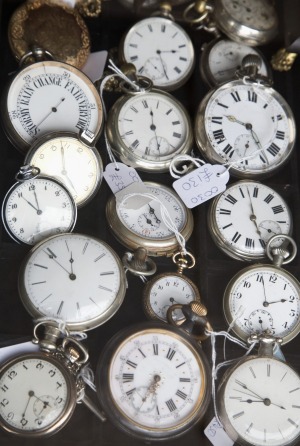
120 76 153 95
19 47 54 68
122 251 157 277
266 234 297 265
61 337 89 365
183 2 210 24
172 251 196 269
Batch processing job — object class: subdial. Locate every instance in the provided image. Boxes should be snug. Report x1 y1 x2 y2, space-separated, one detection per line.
130 383 159 413
234 134 257 158
33 395 58 419
144 57 167 80
258 220 281 241
248 309 274 333
148 136 170 156
137 213 160 231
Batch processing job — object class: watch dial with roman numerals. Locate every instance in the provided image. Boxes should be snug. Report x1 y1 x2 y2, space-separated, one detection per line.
208 180 292 261
195 79 296 178
96 323 210 440
121 17 195 91
218 356 300 446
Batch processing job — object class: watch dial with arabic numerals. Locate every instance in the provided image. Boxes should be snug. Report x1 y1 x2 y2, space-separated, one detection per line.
2 177 76 245
25 133 103 208
200 38 271 87
18 233 126 331
195 80 296 178
107 89 192 173
208 180 292 261
143 273 201 322
218 356 300 446
223 264 300 344
121 17 195 90
106 182 193 256
4 61 103 153
96 323 210 440
0 354 74 436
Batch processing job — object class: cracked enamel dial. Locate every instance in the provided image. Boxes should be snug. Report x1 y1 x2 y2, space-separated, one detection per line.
24 132 103 207
208 180 292 261
120 17 195 90
0 353 75 436
106 182 193 256
96 323 210 440
194 79 296 179
18 233 126 331
143 273 201 322
3 60 103 153
213 0 278 46
223 264 300 344
218 356 300 446
2 176 76 245
200 38 272 87
106 89 192 172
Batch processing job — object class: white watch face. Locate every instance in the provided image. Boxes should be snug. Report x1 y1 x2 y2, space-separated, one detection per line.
210 181 292 260
2 177 76 245
108 328 206 431
25 135 102 207
224 266 300 342
220 0 277 31
202 81 295 176
6 61 102 148
0 356 71 433
117 183 186 239
117 91 189 162
146 274 199 322
221 357 300 446
19 233 124 330
122 17 194 89
205 39 270 86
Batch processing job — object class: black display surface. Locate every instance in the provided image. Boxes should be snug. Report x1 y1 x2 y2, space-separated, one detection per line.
0 1 300 445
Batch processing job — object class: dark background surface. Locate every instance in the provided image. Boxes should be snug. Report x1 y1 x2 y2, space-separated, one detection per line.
0 1 300 445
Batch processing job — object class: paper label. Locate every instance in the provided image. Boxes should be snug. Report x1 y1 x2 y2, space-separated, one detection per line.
204 417 234 446
0 341 39 365
81 51 108 83
172 164 230 209
103 163 143 194
115 182 150 210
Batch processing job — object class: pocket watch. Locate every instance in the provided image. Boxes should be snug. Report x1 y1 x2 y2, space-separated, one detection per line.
223 235 300 345
24 130 103 208
105 181 194 256
106 79 193 173
143 251 201 323
8 0 90 69
0 321 105 437
18 233 126 331
217 334 300 446
96 321 211 440
2 53 103 154
194 75 296 179
2 165 77 246
119 15 195 91
200 37 272 88
207 180 293 261
212 0 278 47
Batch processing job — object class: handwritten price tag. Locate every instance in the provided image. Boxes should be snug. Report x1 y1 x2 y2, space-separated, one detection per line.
204 417 234 446
103 163 143 194
172 164 229 209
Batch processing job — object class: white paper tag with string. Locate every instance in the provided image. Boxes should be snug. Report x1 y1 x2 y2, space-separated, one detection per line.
172 163 229 209
103 162 144 194
204 417 234 446
82 51 108 83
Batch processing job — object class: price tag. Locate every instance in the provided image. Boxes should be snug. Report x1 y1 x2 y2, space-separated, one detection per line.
204 417 234 446
81 51 108 83
103 163 143 194
172 164 229 209
0 342 39 365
